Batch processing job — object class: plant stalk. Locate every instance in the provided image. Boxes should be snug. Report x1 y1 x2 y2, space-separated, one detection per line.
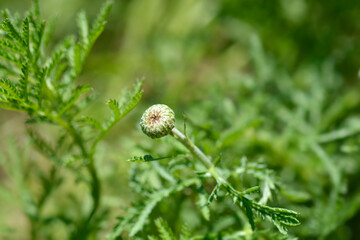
171 128 259 197
49 113 101 229
171 128 226 184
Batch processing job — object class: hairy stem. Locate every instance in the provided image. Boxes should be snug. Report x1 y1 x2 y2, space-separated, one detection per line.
171 128 226 184
171 128 259 197
171 128 213 169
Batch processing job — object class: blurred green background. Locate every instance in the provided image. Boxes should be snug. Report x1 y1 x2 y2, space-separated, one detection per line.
1 0 360 239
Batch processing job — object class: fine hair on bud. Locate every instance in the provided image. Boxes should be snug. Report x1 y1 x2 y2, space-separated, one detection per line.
140 104 175 139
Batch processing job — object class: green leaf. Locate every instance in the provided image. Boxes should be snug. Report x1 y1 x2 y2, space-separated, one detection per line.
128 155 165 162
43 16 56 48
31 0 40 23
0 102 27 112
22 17 30 50
149 237 160 240
179 224 191 240
58 84 92 116
46 36 73 76
197 186 210 221
0 47 21 65
215 119 262 151
0 78 22 100
116 78 144 118
0 38 25 54
107 98 120 119
208 184 219 204
28 129 61 165
242 197 255 231
1 10 25 47
107 208 138 240
19 63 29 100
33 66 47 105
91 79 144 152
69 1 113 79
68 43 83 78
155 218 176 240
251 201 300 234
32 20 45 61
87 0 113 50
77 10 89 46
129 178 200 237
78 116 103 130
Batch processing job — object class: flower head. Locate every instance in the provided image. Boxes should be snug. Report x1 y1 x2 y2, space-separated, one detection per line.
140 104 175 139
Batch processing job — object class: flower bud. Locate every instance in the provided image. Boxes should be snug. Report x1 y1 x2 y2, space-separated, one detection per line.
140 104 175 139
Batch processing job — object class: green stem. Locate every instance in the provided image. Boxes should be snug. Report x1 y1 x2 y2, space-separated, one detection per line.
171 128 259 198
66 123 101 227
47 113 101 229
86 160 100 223
171 128 226 185
171 128 213 169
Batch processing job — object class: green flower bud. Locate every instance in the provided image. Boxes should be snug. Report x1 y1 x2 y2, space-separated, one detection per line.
140 104 175 139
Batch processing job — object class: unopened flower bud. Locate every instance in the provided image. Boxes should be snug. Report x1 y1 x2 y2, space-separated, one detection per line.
140 104 175 139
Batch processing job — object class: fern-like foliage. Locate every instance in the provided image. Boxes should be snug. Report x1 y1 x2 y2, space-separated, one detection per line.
0 0 143 239
110 135 300 238
154 218 176 240
108 178 200 239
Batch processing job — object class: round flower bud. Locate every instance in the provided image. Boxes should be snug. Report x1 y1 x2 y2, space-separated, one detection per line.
140 104 175 139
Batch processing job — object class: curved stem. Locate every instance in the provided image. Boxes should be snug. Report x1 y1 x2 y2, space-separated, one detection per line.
86 160 100 223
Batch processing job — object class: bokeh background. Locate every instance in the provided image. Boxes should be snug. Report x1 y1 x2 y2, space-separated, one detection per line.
1 0 360 239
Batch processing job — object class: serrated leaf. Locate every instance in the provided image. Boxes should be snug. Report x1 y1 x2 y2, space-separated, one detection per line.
33 67 47 105
28 129 61 165
155 218 176 240
43 16 56 48
78 116 103 130
0 78 22 100
251 201 300 234
0 46 21 65
107 98 120 119
179 224 191 240
129 178 199 237
31 0 40 23
34 20 45 57
116 78 144 119
128 155 155 162
242 197 255 231
0 38 26 54
77 11 89 46
0 102 27 112
208 184 219 204
91 79 144 152
58 84 92 116
1 10 25 47
46 36 73 76
22 17 30 49
19 63 29 100
197 186 210 221
87 0 113 50
69 1 113 79
107 208 138 240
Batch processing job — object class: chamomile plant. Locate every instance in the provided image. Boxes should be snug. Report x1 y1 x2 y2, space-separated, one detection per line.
109 104 300 239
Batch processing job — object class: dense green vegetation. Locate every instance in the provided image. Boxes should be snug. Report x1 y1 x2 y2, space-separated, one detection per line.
0 0 359 239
